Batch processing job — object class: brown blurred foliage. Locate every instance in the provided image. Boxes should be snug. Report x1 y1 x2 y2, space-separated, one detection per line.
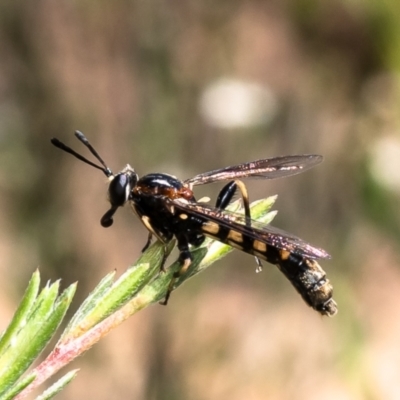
1 0 400 399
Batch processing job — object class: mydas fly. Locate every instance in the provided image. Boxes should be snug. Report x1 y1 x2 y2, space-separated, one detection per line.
51 131 337 316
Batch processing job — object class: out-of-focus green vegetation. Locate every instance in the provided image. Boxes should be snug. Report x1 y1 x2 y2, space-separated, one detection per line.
1 1 400 399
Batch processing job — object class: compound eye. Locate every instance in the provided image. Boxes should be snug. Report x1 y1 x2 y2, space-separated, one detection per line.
108 174 130 207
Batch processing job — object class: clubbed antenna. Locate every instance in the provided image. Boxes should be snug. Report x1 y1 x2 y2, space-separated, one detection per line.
50 131 113 177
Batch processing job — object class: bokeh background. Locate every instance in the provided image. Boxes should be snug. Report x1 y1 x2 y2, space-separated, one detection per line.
1 1 400 399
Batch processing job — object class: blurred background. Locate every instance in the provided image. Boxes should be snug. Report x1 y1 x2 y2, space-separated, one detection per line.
1 0 400 399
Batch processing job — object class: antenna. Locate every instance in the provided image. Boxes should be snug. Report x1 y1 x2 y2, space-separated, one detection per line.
50 131 113 177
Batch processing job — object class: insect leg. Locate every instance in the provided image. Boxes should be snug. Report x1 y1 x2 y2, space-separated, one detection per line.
216 180 263 271
234 180 263 271
140 216 170 270
215 180 251 219
215 181 237 209
160 235 192 305
141 232 153 252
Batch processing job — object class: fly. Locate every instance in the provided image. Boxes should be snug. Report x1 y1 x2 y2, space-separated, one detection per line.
51 131 337 316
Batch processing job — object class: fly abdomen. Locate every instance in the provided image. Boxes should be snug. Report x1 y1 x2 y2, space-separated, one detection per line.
201 221 337 317
270 250 337 317
201 222 255 252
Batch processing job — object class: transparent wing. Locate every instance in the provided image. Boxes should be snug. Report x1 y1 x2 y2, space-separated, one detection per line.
185 155 323 186
171 199 330 260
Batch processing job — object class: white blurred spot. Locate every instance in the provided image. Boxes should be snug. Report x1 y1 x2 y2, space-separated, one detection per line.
370 136 400 193
199 78 278 129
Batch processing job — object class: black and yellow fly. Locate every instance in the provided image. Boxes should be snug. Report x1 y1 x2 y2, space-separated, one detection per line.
51 131 337 316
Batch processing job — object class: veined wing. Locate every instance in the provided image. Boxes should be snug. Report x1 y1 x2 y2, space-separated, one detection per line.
172 199 330 260
185 155 323 186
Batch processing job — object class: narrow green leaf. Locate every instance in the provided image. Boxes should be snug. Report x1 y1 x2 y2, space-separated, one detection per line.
0 373 35 400
73 271 115 316
62 240 173 340
130 246 208 306
41 284 76 343
90 243 167 313
62 271 115 337
0 283 75 397
35 370 78 400
245 196 277 222
81 263 152 322
26 281 60 326
0 271 40 356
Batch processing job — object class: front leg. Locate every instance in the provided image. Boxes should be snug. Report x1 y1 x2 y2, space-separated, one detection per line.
140 215 170 269
141 231 153 252
160 235 192 305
